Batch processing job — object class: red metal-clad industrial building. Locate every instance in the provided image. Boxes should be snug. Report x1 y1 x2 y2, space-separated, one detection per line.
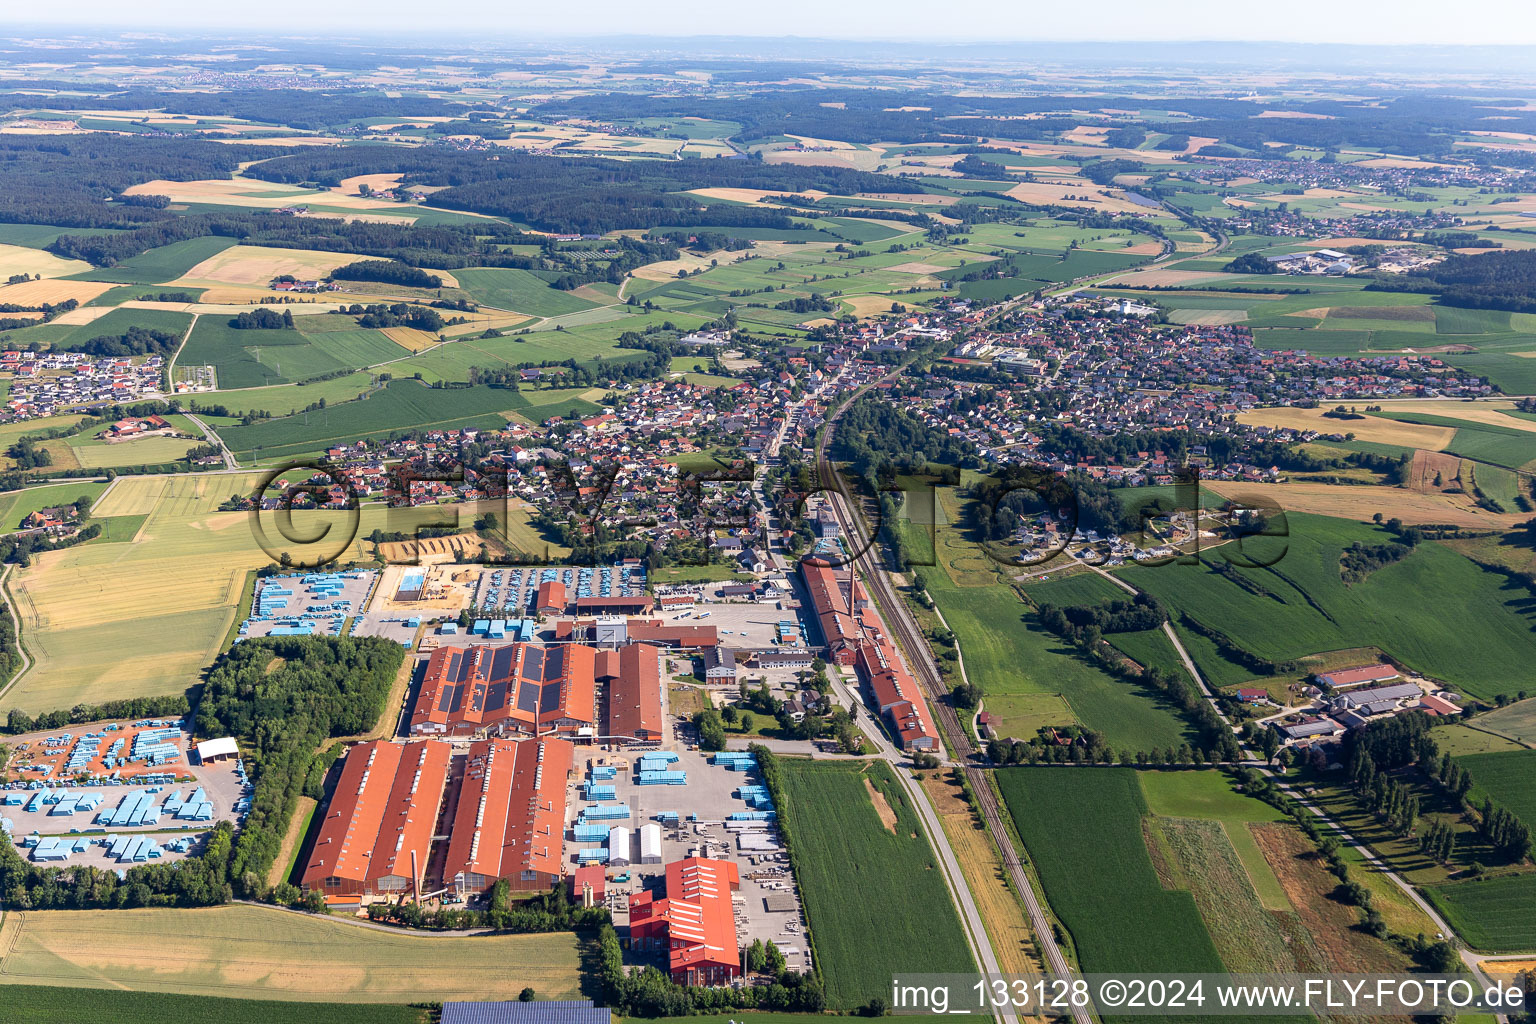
629 857 741 985
442 736 573 894
410 644 597 738
536 581 568 615
605 643 663 742
800 559 859 665
801 556 939 750
301 739 451 897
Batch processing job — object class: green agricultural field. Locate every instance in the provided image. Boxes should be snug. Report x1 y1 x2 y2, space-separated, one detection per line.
54 306 194 349
72 236 239 284
1120 513 1536 702
1474 698 1536 747
217 379 527 462
0 985 425 1024
996 768 1224 974
1426 874 1536 951
0 904 586 1003
774 758 974 1008
1456 751 1536 834
178 318 409 390
0 223 130 249
454 268 602 317
202 373 379 417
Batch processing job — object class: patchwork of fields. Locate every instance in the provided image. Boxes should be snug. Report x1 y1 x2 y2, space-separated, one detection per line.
1120 513 1536 702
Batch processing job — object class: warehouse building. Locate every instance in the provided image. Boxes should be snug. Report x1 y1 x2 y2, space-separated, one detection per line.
301 740 451 897
536 581 567 615
1317 664 1400 689
629 857 742 985
556 618 719 649
443 736 574 894
601 643 663 742
410 644 598 738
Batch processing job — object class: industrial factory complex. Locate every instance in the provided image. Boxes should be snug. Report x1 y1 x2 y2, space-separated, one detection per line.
283 553 951 983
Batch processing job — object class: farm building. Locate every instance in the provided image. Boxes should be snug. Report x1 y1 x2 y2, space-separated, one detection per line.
410 643 598 738
300 740 452 897
1276 717 1346 741
1331 681 1421 712
443 736 573 895
629 857 742 985
1317 664 1400 689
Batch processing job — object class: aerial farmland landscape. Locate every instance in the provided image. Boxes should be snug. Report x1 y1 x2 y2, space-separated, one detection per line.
2 4 1536 1024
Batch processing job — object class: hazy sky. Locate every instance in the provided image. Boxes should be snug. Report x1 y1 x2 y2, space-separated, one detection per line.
19 0 1536 45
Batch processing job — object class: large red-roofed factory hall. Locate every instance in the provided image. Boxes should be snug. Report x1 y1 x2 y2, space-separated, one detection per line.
629 857 742 985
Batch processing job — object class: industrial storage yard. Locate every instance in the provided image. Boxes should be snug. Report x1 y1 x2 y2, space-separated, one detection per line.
2 719 251 870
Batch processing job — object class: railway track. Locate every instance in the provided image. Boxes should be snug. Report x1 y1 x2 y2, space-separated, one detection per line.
814 387 1093 1024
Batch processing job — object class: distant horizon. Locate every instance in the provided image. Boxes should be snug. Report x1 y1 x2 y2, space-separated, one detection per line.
8 0 1536 49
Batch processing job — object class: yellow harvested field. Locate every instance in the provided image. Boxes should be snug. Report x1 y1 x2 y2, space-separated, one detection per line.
632 249 750 281
842 294 921 318
1370 399 1536 434
3 476 273 712
336 172 403 195
887 261 951 275
439 313 532 338
45 305 113 326
0 243 92 280
0 905 584 1003
1203 479 1526 529
1483 959 1536 977
688 186 827 204
1115 241 1166 256
1004 179 1174 216
1102 268 1235 288
381 325 444 351
176 245 358 287
0 278 113 306
1235 407 1456 449
124 176 421 213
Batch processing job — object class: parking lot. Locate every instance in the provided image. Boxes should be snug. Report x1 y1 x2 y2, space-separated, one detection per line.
565 745 811 974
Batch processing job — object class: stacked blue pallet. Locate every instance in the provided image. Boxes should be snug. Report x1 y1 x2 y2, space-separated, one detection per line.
637 770 687 786
584 783 616 800
573 823 610 843
24 789 51 812
0 816 12 835
65 736 101 772
654 811 680 823
712 751 757 771
578 803 630 822
638 751 679 769
574 848 609 863
30 838 70 862
727 810 777 820
1 792 21 806
176 787 213 821
590 765 617 780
